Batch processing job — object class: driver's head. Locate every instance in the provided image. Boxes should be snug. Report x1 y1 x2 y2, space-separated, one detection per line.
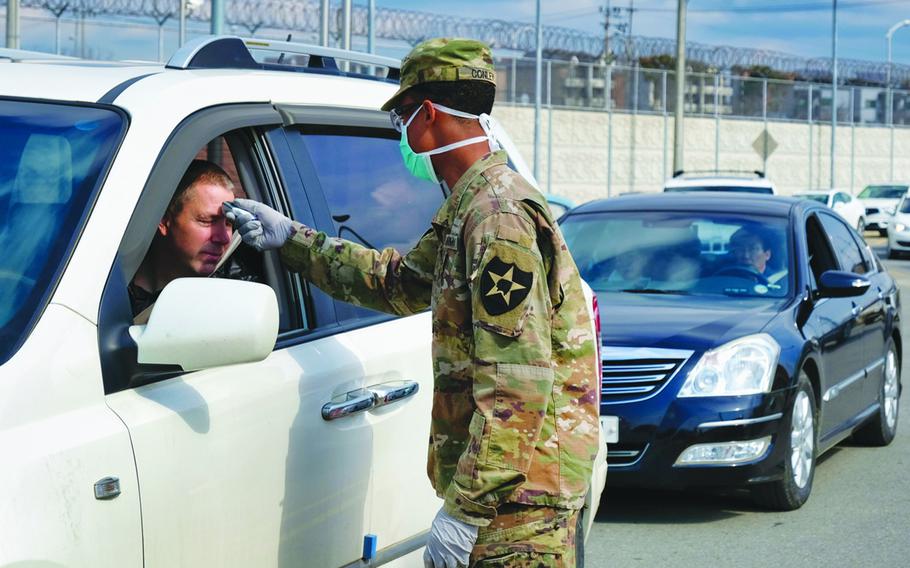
730 228 771 273
155 160 235 277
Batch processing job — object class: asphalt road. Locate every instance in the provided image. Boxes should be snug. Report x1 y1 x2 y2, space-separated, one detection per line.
585 236 910 568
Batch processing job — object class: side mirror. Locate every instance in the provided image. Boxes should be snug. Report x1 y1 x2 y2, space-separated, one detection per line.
129 278 279 371
818 270 870 299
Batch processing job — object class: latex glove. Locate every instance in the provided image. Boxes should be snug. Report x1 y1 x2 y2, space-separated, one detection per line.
423 508 478 568
223 198 294 252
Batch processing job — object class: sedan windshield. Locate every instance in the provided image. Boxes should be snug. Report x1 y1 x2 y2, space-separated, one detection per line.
561 211 791 298
0 99 124 363
858 185 908 199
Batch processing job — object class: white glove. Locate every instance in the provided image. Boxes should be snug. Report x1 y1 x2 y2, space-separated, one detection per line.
423 507 479 568
223 198 294 252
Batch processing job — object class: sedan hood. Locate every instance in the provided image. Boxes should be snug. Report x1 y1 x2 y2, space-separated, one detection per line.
597 292 786 352
861 198 900 210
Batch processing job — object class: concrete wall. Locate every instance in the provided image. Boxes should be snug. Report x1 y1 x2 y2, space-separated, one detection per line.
492 105 910 204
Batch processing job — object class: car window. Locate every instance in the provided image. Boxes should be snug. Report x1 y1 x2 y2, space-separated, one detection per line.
0 99 124 364
858 185 908 199
664 185 773 194
898 198 910 214
817 212 867 274
833 193 848 205
560 211 790 298
796 194 828 205
289 127 445 324
805 215 838 284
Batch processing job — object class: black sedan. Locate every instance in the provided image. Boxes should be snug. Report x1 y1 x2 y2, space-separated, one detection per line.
560 192 902 510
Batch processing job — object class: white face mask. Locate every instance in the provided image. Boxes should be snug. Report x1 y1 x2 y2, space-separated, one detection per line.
398 103 498 184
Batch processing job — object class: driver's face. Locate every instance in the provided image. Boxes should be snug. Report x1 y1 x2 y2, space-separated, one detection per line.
158 182 234 276
732 237 771 273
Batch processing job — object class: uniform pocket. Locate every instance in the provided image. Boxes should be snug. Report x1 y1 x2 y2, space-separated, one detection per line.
488 363 555 471
454 411 487 490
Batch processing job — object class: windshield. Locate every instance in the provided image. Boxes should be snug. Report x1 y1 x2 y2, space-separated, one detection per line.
664 185 773 194
899 198 910 214
0 99 124 363
795 194 828 204
561 211 791 299
858 185 908 199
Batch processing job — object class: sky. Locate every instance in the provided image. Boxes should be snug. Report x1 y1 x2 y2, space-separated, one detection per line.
9 0 910 66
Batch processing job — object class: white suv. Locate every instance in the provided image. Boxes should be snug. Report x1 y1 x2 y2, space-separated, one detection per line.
663 170 777 195
0 37 606 567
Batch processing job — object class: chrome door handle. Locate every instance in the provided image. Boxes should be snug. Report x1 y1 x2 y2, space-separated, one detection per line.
322 389 376 421
369 381 419 407
851 305 862 317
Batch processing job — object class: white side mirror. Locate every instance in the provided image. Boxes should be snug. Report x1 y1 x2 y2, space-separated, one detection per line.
129 278 279 371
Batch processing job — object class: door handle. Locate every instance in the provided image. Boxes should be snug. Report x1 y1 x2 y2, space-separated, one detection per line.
851 304 862 317
322 388 376 421
369 381 419 408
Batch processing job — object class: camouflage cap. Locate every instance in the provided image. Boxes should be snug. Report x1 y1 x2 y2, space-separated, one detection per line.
381 37 496 111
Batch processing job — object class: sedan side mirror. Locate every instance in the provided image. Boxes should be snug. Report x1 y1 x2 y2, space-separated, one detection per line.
817 270 871 299
129 278 279 371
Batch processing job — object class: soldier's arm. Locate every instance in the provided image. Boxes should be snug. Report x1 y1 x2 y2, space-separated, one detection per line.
443 211 555 526
278 221 436 316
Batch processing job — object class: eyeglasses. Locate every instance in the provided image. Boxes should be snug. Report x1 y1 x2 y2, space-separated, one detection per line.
389 102 421 133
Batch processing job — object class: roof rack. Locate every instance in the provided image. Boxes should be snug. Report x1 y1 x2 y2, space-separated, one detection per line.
165 35 400 81
672 169 765 179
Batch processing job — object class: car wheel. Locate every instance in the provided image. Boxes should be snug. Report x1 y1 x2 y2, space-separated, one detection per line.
853 340 900 446
880 229 889 237
888 247 900 260
752 372 816 511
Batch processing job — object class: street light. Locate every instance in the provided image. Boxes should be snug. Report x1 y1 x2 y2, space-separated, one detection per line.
5 0 19 49
179 0 205 47
830 0 838 189
672 0 687 173
886 19 910 181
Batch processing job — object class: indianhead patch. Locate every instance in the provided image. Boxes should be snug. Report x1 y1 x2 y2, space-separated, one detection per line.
480 256 534 316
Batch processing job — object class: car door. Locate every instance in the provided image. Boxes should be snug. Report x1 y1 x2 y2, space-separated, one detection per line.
816 212 885 424
803 213 865 437
275 108 445 563
850 229 890 406
99 108 377 568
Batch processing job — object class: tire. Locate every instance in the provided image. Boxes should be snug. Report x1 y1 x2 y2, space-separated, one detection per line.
888 247 900 260
880 229 889 237
752 372 817 511
854 340 901 446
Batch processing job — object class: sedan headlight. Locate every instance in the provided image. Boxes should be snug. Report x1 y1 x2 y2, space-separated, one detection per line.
678 334 780 397
894 222 908 233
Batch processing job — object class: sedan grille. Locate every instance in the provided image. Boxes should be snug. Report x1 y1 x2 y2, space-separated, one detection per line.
600 346 694 403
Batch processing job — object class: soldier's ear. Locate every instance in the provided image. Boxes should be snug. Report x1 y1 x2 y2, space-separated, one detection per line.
421 100 437 124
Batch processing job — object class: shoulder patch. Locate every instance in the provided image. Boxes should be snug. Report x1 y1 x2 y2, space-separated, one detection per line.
480 255 533 316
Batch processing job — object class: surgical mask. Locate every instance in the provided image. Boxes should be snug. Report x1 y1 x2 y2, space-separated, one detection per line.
397 103 495 184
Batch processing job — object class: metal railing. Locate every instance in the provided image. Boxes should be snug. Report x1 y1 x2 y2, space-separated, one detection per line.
495 57 910 127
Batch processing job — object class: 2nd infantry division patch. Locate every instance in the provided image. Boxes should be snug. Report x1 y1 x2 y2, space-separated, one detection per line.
480 256 533 316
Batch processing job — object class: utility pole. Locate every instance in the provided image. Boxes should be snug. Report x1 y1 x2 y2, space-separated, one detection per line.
320 0 329 46
673 0 687 173
830 0 838 188
534 0 542 181
6 0 20 49
211 0 224 34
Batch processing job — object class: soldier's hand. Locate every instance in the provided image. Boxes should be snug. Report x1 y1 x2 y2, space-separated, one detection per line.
423 507 478 568
223 198 294 252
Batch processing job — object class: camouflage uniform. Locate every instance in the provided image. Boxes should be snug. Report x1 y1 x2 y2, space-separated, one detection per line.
281 39 600 567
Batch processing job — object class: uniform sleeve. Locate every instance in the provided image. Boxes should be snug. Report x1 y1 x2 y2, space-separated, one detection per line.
278 221 435 316
442 212 555 526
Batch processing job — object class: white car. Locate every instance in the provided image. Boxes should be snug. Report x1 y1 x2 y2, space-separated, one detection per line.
886 195 910 258
0 37 607 567
663 171 777 195
793 190 866 233
857 183 909 236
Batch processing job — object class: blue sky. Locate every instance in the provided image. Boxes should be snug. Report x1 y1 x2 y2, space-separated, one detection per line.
12 0 910 65
382 0 910 65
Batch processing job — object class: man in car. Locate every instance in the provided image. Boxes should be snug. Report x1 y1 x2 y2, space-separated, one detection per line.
728 227 773 277
129 159 235 316
224 38 599 568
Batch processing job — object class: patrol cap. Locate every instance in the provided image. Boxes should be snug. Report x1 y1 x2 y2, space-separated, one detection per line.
381 38 496 112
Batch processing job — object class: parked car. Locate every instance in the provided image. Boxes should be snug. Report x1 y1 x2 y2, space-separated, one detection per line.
663 170 777 194
886 195 910 259
0 36 607 567
560 192 901 511
544 193 577 219
793 189 866 233
857 183 909 236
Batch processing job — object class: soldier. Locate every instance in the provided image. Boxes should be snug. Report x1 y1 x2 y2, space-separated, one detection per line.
224 38 600 567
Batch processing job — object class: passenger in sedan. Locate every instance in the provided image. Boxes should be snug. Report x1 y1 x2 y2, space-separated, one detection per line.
129 159 235 317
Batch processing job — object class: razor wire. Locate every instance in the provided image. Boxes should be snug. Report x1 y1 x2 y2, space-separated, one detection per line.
19 0 910 84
